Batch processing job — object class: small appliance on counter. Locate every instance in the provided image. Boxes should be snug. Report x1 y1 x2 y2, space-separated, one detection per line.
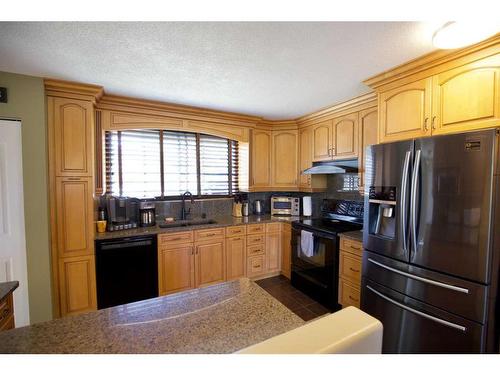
271 196 300 216
253 199 264 215
302 196 312 216
242 202 249 216
139 201 156 227
105 195 139 231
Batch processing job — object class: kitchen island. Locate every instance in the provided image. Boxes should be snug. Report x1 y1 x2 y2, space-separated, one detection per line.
0 278 303 353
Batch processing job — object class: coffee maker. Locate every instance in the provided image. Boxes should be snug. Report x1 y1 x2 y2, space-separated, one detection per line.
139 201 156 227
105 195 139 231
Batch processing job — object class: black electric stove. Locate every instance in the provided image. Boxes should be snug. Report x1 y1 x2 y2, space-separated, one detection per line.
291 199 363 310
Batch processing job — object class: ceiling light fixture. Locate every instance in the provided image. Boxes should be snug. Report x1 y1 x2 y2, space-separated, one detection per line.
432 21 499 49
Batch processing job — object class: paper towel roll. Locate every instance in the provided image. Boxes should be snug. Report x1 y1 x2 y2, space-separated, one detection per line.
303 196 312 216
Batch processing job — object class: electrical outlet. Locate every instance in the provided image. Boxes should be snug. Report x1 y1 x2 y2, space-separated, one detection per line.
0 87 7 103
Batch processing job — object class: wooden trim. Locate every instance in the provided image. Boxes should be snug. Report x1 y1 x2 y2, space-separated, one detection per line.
44 79 104 103
94 110 103 195
363 33 500 89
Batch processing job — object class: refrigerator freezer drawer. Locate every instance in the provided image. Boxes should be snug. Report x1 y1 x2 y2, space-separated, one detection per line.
361 279 485 353
362 251 488 324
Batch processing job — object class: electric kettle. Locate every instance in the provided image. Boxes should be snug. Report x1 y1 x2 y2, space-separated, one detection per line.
253 200 264 215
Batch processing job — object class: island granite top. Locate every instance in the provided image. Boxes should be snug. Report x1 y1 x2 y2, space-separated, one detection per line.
0 278 304 354
0 281 19 302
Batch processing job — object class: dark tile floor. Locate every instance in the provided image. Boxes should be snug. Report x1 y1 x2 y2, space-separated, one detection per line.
256 275 330 321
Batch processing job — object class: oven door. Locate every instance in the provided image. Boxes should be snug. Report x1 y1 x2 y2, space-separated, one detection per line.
291 226 339 309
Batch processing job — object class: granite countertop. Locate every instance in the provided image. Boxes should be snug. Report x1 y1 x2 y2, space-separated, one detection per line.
0 278 304 354
96 214 302 240
339 230 363 242
0 281 19 301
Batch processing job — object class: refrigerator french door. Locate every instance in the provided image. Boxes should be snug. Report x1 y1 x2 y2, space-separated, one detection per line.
361 129 500 353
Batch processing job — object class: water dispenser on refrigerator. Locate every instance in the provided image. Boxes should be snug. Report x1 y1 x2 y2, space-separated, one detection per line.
367 186 397 239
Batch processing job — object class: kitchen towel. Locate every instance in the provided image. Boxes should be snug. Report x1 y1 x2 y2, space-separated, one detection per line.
300 230 314 257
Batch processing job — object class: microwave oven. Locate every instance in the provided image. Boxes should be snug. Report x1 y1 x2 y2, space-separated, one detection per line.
271 196 300 216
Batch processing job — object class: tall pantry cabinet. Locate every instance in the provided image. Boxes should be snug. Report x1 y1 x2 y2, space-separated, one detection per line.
46 80 103 317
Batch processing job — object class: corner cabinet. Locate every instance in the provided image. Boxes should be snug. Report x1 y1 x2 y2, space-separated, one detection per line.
312 113 359 162
46 80 102 318
298 127 327 192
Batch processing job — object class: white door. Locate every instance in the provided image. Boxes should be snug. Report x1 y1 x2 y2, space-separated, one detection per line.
0 119 30 327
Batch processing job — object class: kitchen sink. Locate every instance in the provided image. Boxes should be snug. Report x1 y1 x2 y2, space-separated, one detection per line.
159 219 217 228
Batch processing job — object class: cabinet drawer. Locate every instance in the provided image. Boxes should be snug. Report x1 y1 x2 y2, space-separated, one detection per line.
0 314 14 331
226 225 247 237
340 237 363 257
0 294 13 329
194 228 225 242
247 224 265 234
339 252 362 284
266 222 281 233
158 231 194 247
247 255 265 277
247 244 265 256
339 279 361 308
247 234 265 246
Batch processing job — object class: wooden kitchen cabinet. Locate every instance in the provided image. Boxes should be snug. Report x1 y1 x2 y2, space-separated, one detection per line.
332 113 359 159
271 130 299 188
338 236 362 309
50 97 94 177
312 120 333 161
358 107 378 193
281 223 292 279
226 235 246 280
0 293 15 331
195 239 226 288
58 255 97 316
431 57 500 135
265 231 281 273
55 177 94 258
158 244 195 295
298 126 327 192
251 129 272 188
378 78 432 143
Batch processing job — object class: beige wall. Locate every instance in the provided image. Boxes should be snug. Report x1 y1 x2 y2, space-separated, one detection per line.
0 71 52 323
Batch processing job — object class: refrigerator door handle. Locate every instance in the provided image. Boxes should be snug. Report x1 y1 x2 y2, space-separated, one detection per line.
410 149 421 253
367 258 469 294
366 285 467 332
400 151 412 253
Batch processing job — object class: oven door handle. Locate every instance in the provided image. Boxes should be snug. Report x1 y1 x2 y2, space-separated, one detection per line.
366 285 466 332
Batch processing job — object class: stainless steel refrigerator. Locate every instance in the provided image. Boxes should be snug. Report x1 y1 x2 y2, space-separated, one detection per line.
361 128 500 353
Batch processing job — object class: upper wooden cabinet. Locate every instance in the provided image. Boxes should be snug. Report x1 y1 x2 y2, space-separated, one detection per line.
379 78 433 143
55 177 94 258
251 130 272 188
358 107 378 193
312 114 359 161
431 58 500 135
333 113 359 159
271 130 298 188
298 127 312 189
50 97 94 177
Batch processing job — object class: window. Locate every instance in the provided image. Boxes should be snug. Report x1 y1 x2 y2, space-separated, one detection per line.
105 129 243 198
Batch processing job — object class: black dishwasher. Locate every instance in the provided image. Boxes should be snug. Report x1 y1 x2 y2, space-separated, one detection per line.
95 235 158 309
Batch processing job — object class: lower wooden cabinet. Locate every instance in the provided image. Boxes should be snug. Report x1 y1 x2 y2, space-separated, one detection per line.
158 244 195 295
281 223 292 279
266 231 281 273
195 239 226 287
338 279 361 308
226 235 247 281
247 255 266 278
338 235 363 309
58 255 97 316
0 293 15 331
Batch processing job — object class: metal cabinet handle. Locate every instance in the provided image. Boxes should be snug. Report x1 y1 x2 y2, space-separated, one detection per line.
431 116 437 130
348 295 359 302
366 285 466 332
424 117 429 131
349 267 360 273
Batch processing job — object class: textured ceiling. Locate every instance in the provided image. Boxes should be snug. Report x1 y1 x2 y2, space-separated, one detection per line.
0 22 436 119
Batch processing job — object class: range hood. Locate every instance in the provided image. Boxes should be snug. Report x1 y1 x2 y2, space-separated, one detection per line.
302 159 358 175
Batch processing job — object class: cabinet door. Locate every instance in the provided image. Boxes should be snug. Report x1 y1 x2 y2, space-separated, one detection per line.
358 107 378 193
58 255 97 316
332 113 359 159
226 236 246 280
432 57 500 135
158 244 195 295
299 127 312 188
55 177 94 258
281 224 292 279
379 78 432 143
271 130 298 187
195 240 226 287
312 120 333 161
251 130 272 188
51 97 94 176
266 232 281 273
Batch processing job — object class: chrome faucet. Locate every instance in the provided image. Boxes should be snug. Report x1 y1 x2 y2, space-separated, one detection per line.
181 191 195 220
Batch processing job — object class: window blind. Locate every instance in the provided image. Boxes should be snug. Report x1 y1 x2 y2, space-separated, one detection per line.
199 134 230 196
163 131 198 196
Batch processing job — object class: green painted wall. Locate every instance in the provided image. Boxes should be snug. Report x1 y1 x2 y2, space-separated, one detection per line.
0 71 53 323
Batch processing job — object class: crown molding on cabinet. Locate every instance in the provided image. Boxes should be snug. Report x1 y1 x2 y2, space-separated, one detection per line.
364 33 500 90
44 79 104 103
